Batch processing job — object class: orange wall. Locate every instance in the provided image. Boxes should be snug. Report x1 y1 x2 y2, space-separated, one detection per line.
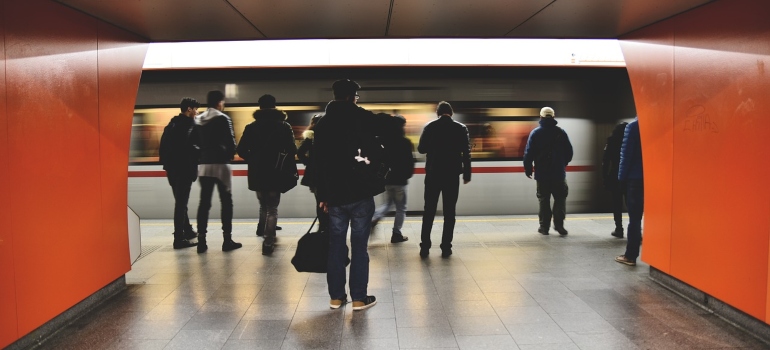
0 0 147 347
620 0 770 322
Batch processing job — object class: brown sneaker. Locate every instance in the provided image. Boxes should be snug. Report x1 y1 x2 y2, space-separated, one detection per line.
615 255 636 266
352 296 377 311
330 294 347 309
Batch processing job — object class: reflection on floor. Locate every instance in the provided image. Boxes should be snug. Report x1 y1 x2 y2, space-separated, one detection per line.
44 215 766 349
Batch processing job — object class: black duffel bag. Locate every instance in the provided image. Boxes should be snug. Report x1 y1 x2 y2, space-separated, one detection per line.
291 218 349 273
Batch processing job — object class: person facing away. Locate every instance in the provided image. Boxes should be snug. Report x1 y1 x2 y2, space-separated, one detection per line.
195 90 242 253
236 94 296 255
615 117 644 266
297 114 330 234
158 97 201 250
523 106 574 236
417 101 471 258
602 122 628 238
371 115 415 244
314 79 393 311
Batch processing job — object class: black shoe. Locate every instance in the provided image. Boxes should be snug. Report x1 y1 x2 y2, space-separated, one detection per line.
262 242 274 255
441 248 452 258
419 245 429 258
183 230 198 240
555 227 568 236
276 226 282 230
538 227 550 235
256 229 264 237
197 242 208 253
173 239 197 249
611 228 624 238
391 234 408 243
222 240 243 252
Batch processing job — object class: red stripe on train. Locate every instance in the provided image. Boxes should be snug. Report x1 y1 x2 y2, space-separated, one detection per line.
128 165 594 178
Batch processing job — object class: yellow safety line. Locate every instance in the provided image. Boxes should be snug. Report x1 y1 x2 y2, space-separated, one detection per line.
140 215 619 226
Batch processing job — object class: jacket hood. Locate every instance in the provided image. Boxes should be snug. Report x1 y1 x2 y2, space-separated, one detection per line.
253 108 288 122
195 108 226 126
324 100 358 115
539 117 558 128
302 130 314 140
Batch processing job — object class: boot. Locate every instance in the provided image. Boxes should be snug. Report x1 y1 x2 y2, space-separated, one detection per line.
197 233 208 253
390 232 408 243
419 242 430 258
222 233 242 252
262 236 275 255
173 232 197 250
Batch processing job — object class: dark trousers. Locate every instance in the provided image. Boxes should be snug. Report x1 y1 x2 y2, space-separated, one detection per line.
197 176 233 234
611 182 627 230
167 172 194 236
314 192 330 233
421 175 460 250
536 178 568 229
257 191 281 244
624 179 644 261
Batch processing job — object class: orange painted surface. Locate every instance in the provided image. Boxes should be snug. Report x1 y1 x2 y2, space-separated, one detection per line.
0 1 20 346
619 21 675 273
621 0 770 322
0 0 147 346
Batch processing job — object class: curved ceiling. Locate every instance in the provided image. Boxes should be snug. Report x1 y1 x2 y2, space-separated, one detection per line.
56 0 713 42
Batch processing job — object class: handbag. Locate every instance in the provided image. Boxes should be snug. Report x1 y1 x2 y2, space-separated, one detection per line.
275 150 299 193
291 218 350 273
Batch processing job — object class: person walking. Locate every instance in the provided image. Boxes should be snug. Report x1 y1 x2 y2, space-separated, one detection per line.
314 79 393 311
195 90 242 253
523 107 574 236
417 101 472 258
297 114 329 234
615 117 644 266
236 94 296 255
371 116 414 243
159 97 200 249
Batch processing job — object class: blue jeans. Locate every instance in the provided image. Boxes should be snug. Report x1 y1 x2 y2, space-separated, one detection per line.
372 185 407 234
624 179 644 261
327 197 374 301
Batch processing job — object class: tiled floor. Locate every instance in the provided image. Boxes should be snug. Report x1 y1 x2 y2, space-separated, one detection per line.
43 214 766 349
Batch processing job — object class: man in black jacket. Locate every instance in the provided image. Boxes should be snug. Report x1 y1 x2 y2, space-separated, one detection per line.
195 90 242 253
602 122 628 238
371 116 414 243
314 79 391 311
418 101 472 258
159 97 200 249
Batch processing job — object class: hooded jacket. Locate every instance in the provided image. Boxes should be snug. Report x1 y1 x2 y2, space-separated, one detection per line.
236 108 297 192
195 108 236 164
523 118 574 181
159 114 200 180
313 100 391 205
618 118 643 181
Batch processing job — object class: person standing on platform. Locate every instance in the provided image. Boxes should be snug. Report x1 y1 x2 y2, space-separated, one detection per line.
159 97 200 250
603 122 628 238
195 90 242 253
371 115 414 244
615 117 644 266
523 107 574 236
417 101 471 258
297 114 329 234
314 79 392 311
236 94 296 255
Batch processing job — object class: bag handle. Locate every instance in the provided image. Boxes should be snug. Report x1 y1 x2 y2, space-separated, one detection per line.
306 217 318 234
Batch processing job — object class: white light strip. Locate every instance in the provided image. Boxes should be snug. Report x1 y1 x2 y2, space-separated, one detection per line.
143 39 625 69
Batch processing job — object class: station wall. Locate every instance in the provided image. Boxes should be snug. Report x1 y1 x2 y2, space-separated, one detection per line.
0 0 147 347
620 0 770 322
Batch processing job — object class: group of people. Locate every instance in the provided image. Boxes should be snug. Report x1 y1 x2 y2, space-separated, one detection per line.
159 79 643 312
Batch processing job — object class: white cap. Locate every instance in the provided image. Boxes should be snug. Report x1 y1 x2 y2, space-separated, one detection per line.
540 107 555 118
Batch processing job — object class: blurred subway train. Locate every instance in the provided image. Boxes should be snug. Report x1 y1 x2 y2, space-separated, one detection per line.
128 66 636 219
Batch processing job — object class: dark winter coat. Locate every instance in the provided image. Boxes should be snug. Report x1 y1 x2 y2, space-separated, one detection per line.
602 122 628 189
417 116 472 182
618 119 643 181
313 100 392 205
195 108 236 164
159 114 200 181
523 118 574 181
383 136 415 186
236 109 297 192
297 130 317 189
